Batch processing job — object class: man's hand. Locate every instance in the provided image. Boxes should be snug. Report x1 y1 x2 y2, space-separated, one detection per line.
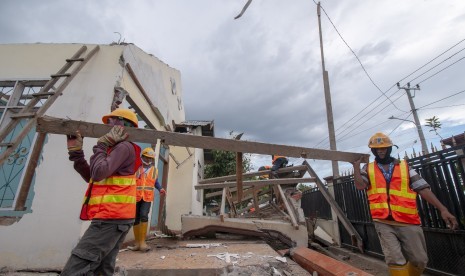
159 188 167 196
98 125 128 147
441 209 458 230
67 131 83 152
351 156 365 167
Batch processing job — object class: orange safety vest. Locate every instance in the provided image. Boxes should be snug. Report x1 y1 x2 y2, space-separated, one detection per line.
85 174 137 220
136 166 158 202
367 160 420 225
272 156 285 163
80 143 141 220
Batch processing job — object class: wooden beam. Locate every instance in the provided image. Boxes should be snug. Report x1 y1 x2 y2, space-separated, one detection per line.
36 116 370 163
0 46 100 166
225 187 237 217
125 63 166 126
236 152 243 202
195 178 315 190
199 165 308 184
220 188 226 222
276 184 299 229
14 133 46 210
252 187 260 212
303 160 364 253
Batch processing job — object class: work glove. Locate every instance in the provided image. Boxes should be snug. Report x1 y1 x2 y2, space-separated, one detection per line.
67 131 83 152
97 125 128 147
159 188 167 196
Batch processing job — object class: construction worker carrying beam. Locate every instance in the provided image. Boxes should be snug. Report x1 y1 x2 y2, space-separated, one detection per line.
128 147 166 252
62 108 142 276
352 132 458 276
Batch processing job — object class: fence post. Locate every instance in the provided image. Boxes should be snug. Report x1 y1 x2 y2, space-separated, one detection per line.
323 176 341 246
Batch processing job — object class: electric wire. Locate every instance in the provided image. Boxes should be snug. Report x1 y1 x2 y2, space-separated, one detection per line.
407 47 465 84
417 89 465 109
317 4 404 112
420 103 465 110
415 56 465 85
400 38 465 85
309 3 465 149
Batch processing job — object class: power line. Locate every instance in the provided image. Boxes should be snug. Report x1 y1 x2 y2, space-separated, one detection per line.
407 47 465 84
417 89 465 109
317 4 404 112
309 2 465 150
400 38 465 85
415 55 465 85
420 103 465 110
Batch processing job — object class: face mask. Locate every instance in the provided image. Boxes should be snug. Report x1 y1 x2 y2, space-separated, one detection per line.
371 146 393 164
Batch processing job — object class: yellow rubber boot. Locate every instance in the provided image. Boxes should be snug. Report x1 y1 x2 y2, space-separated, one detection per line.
139 222 151 252
407 262 424 276
388 263 409 276
127 224 141 251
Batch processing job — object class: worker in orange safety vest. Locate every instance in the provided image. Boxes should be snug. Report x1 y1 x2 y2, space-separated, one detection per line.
62 108 142 276
352 132 458 276
270 155 288 178
128 147 166 252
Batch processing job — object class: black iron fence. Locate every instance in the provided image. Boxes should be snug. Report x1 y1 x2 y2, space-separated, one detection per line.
301 145 465 275
302 187 332 220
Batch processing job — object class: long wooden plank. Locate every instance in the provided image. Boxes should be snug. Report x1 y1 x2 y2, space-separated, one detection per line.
236 152 243 202
14 133 46 210
195 178 315 190
303 160 364 253
199 165 308 184
36 116 370 163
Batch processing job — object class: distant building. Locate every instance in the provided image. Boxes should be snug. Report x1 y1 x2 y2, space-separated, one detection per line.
441 132 465 147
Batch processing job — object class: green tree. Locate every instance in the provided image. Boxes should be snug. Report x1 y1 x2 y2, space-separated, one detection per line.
204 149 253 179
297 183 312 192
425 116 443 140
204 132 253 178
203 132 253 209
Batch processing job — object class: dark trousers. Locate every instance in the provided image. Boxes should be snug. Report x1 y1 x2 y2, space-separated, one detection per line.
61 221 131 276
134 200 152 225
271 157 288 171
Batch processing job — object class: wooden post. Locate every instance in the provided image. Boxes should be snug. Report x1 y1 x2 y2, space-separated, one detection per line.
236 152 243 202
304 160 364 253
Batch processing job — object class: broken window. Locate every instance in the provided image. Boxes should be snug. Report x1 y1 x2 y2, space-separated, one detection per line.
0 80 47 220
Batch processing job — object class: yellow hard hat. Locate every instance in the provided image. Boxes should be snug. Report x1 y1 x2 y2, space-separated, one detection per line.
142 147 155 158
102 108 138 127
368 132 393 148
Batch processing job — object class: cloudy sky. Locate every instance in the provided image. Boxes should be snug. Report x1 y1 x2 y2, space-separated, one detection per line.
1 0 465 178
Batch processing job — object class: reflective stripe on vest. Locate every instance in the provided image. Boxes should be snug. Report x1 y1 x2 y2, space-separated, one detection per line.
85 174 137 220
367 160 420 224
136 166 158 202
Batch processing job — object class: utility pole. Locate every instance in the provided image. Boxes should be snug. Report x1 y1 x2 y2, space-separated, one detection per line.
396 82 429 154
317 2 339 177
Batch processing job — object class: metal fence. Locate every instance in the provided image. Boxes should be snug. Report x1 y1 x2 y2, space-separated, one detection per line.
302 187 332 220
301 145 465 275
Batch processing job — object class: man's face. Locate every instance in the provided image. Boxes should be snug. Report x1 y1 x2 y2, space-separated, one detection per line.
141 155 153 165
375 147 388 159
107 116 134 127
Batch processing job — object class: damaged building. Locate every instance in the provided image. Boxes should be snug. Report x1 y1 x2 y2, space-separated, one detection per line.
0 43 211 270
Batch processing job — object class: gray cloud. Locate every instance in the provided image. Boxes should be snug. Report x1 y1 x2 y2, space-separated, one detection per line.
1 0 465 178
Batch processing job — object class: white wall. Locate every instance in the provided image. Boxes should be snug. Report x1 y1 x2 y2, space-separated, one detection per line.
0 43 190 270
